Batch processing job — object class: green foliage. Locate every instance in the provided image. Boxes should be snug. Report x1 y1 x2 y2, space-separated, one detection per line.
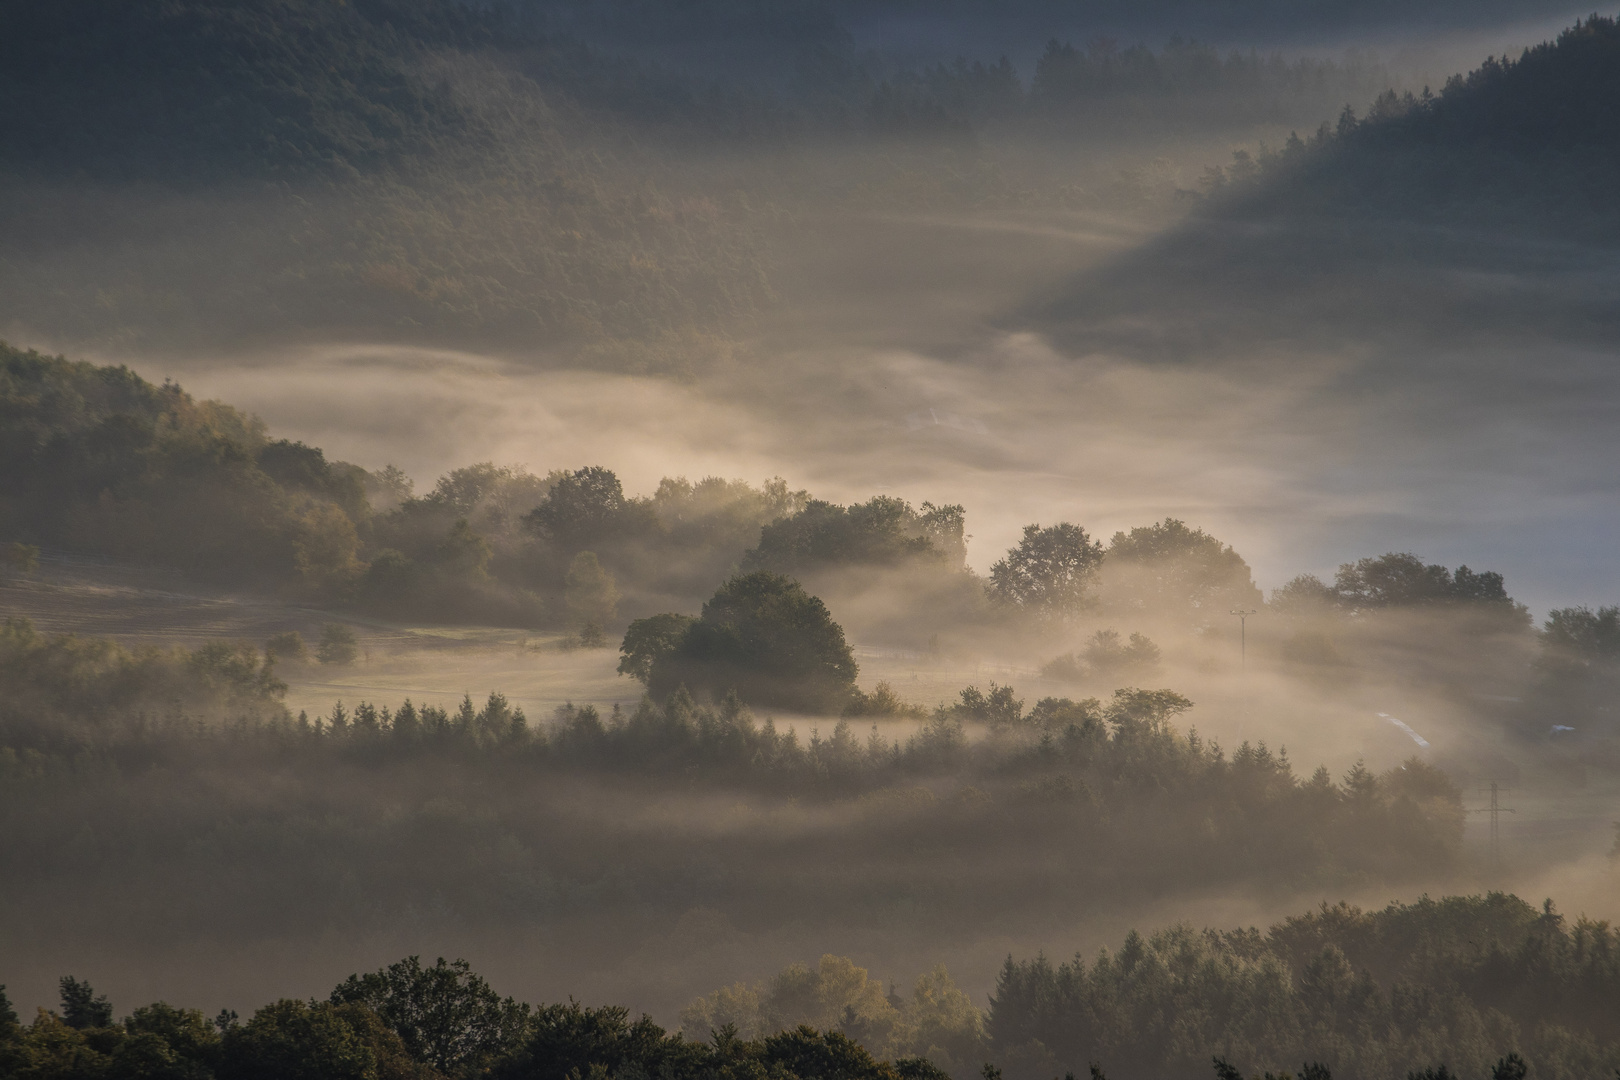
648 572 859 713
744 498 965 574
1491 1053 1528 1080
1525 603 1620 760
330 956 529 1074
2 542 39 575
843 681 929 720
367 464 795 629
0 617 286 746
948 684 1025 729
124 1002 221 1070
0 629 1472 956
1103 519 1262 618
496 1000 703 1080
684 955 986 1070
525 468 632 554
1029 36 1391 133
1081 630 1161 680
317 624 361 666
59 977 113 1030
762 1026 892 1080
0 342 316 585
1269 575 1339 616
265 631 308 664
563 552 619 630
990 893 1620 1080
1269 555 1529 632
988 523 1104 621
220 999 415 1080
618 613 697 683
1542 606 1620 664
1333 554 1517 612
0 0 485 181
0 972 1000 1080
1201 16 1620 237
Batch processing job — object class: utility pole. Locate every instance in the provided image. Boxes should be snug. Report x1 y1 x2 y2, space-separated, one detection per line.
1229 609 1257 669
1471 780 1516 867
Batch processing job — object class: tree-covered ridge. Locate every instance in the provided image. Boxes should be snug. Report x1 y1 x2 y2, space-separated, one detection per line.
0 343 368 587
1272 554 1526 621
5 892 1615 1080
0 343 804 623
0 0 1397 179
0 0 1410 361
5 338 1569 713
0 0 531 179
0 619 1470 932
1193 15 1620 233
9 4 1615 357
0 0 780 359
989 894 1620 1080
2 344 1550 642
0 958 956 1080
743 498 968 574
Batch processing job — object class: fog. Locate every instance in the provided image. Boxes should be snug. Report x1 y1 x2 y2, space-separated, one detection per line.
115 207 1620 616
3 3 1620 1076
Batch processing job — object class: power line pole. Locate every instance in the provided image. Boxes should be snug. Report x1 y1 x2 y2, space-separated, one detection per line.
1471 780 1516 867
1229 609 1257 669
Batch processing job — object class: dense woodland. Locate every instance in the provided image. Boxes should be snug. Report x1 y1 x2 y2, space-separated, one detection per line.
3 1 1613 356
0 343 1531 627
8 339 1617 745
0 0 1457 359
0 609 1470 946
986 893 1620 1080
1185 15 1620 237
5 893 1617 1080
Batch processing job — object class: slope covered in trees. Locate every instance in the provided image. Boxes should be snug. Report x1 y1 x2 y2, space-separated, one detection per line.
0 960 955 1080
0 617 1471 971
1187 15 1620 236
989 894 1620 1080
0 0 1420 359
7 340 1584 737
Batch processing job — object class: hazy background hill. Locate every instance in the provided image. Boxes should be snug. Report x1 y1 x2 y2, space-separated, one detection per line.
0 0 1453 362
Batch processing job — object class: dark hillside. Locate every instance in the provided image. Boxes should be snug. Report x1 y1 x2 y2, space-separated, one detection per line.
1024 15 1620 358
1265 14 1620 227
0 0 501 180
0 0 1410 357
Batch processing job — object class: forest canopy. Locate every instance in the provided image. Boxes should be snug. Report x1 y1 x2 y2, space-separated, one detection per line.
5 892 1612 1080
5 340 1566 714
0 617 1475 960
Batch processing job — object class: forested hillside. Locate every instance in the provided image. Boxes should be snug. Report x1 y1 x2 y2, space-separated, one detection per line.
16 340 1613 748
987 893 1620 1080
1190 15 1620 234
0 610 1474 971
0 0 1413 359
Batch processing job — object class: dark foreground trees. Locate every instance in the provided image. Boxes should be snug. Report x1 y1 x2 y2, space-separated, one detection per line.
6 894 1615 1080
0 971 949 1080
